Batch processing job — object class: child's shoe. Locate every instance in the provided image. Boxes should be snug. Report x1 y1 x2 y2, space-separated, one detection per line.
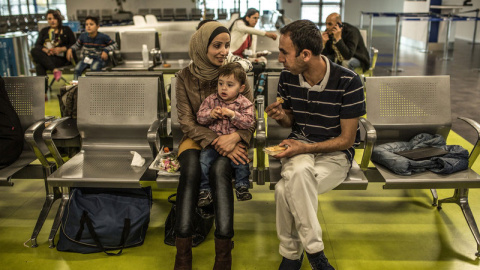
198 190 213 207
235 186 252 201
53 70 62 81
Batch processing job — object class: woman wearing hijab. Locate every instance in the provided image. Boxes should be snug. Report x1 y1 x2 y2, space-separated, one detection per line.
30 9 75 84
229 8 277 58
174 21 255 270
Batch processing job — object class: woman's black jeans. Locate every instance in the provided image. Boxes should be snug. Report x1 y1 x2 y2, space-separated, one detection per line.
175 149 234 239
30 47 69 76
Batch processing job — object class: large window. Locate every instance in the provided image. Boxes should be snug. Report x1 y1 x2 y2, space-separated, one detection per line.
301 0 343 29
0 0 66 16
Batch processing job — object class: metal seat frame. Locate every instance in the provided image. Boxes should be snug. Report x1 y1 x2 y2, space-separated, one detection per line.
362 75 480 257
0 77 58 248
43 76 164 248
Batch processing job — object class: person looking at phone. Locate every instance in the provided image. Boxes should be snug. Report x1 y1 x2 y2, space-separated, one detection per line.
321 13 370 72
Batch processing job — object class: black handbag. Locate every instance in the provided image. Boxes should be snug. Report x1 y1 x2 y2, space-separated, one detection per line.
57 187 152 255
164 193 214 247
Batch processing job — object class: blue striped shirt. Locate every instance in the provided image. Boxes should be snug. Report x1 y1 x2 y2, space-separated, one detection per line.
70 32 117 59
277 56 366 162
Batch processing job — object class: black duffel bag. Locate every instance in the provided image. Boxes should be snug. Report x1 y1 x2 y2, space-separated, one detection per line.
57 187 152 255
164 193 214 247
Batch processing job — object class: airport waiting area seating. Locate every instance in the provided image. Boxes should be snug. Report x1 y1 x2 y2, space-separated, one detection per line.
138 8 150 16
362 75 480 256
191 8 203 20
205 9 215 20
160 30 194 60
258 73 480 256
133 15 147 26
0 77 64 248
101 9 113 23
217 9 228 20
354 47 378 77
151 9 162 20
42 75 165 247
110 30 160 71
14 69 480 257
162 9 175 21
0 77 54 186
175 8 188 21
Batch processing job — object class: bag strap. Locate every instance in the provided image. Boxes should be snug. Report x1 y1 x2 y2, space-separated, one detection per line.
168 193 177 204
81 211 131 256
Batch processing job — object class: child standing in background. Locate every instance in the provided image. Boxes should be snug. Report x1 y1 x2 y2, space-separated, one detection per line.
66 16 118 79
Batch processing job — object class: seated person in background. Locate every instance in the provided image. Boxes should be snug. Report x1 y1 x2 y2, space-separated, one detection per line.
30 9 76 83
321 13 370 72
229 8 277 60
66 16 118 79
196 63 255 206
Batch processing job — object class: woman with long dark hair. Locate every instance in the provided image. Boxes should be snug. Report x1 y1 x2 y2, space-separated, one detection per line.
229 8 277 57
31 9 75 84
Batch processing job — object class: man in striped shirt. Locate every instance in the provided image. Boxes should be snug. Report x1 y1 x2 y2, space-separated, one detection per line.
265 20 366 270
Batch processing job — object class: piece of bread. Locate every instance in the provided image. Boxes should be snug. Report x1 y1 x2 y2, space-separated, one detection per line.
264 145 287 156
276 97 284 104
163 63 171 67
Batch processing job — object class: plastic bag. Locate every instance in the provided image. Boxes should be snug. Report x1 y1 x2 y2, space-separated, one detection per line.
149 147 180 175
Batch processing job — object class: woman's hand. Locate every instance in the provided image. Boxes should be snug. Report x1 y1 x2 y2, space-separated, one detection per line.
266 32 277 40
66 49 73 62
52 47 63 55
44 48 54 56
212 133 241 156
101 51 108 61
227 143 249 165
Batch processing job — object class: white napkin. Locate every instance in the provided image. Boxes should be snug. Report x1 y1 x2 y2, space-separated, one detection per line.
130 151 145 167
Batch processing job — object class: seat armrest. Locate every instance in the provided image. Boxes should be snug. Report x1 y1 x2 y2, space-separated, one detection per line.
359 117 376 170
458 117 480 168
25 119 50 168
254 96 267 184
370 47 379 70
108 50 122 67
148 117 166 158
42 117 72 167
255 95 266 142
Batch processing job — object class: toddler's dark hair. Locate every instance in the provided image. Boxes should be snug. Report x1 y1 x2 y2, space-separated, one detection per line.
218 62 246 86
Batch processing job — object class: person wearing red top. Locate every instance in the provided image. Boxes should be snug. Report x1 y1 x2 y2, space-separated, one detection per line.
229 8 277 58
196 63 255 207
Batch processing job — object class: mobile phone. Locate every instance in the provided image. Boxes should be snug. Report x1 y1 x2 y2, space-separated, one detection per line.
337 22 343 28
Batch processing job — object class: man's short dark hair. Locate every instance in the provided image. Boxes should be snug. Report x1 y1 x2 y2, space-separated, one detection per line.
280 20 323 56
85 16 99 25
218 62 246 86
